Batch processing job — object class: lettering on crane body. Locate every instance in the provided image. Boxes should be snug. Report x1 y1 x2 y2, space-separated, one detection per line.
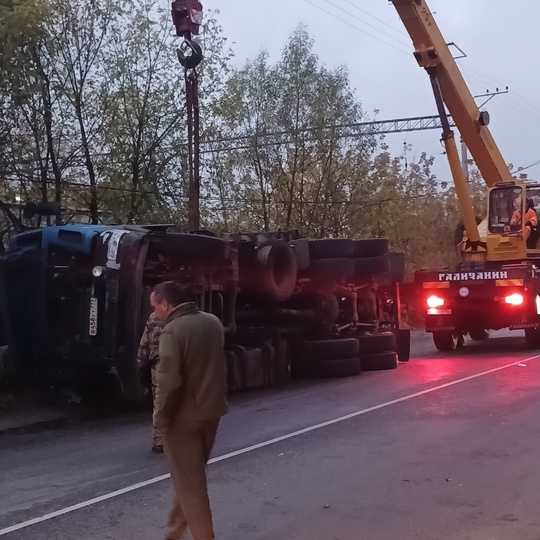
438 271 509 281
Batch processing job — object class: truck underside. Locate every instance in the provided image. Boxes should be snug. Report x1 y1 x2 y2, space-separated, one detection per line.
0 226 411 401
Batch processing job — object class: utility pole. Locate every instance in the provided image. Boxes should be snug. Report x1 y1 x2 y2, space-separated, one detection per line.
171 0 204 231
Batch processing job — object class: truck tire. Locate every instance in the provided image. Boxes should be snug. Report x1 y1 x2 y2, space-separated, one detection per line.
432 331 460 352
352 239 389 257
525 327 540 348
255 241 297 302
360 351 398 371
354 255 390 276
315 357 361 378
356 333 396 355
469 328 490 341
290 338 359 378
310 258 355 278
309 338 359 361
394 329 411 362
309 239 353 259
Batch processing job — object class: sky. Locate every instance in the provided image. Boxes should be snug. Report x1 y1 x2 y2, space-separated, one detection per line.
197 0 540 184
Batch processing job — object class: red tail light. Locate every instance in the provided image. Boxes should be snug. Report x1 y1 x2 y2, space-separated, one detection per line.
427 295 445 308
505 293 524 306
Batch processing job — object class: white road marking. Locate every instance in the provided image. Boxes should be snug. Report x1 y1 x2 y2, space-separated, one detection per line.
1 354 538 536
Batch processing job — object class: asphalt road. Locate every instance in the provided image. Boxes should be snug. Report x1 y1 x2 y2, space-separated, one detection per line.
2 330 540 540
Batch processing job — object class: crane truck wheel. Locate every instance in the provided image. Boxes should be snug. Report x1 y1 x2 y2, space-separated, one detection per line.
309 258 355 278
352 239 389 258
469 328 490 341
432 331 461 352
308 238 353 259
525 327 540 349
360 351 398 371
255 241 298 302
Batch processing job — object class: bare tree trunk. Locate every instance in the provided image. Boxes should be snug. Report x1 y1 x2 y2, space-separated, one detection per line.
75 97 99 223
33 49 62 210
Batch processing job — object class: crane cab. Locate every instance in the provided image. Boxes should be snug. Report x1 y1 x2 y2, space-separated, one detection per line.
485 182 540 261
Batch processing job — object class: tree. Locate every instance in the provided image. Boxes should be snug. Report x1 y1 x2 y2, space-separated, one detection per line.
212 27 379 235
47 0 120 223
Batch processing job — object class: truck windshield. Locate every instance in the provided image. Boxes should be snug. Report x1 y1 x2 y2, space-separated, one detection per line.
489 186 523 233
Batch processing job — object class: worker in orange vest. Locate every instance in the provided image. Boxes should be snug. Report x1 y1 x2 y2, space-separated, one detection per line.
525 198 538 247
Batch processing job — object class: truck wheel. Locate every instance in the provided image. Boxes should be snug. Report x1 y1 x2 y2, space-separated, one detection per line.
525 327 540 348
309 258 355 278
360 351 398 371
290 338 360 378
432 331 460 352
394 329 411 362
315 357 361 378
256 241 297 302
307 338 360 362
352 239 389 257
469 328 490 341
309 239 353 259
356 333 396 355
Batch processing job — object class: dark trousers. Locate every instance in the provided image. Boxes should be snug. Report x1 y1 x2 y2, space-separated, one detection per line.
164 419 220 540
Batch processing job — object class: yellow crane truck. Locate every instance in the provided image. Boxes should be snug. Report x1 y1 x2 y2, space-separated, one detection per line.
390 0 540 351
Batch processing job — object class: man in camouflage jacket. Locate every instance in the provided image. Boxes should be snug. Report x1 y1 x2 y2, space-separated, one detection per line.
137 312 165 452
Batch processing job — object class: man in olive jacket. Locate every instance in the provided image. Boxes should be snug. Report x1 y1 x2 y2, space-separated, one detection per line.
151 281 227 540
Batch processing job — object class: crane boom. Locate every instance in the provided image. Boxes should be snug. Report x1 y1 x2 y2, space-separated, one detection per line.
390 0 512 187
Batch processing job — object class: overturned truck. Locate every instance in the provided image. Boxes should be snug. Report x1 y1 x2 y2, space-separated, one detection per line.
0 225 410 400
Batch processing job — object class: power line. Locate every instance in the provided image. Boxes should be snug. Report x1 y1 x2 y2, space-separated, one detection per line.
323 0 410 48
338 0 409 38
516 159 540 173
303 0 410 57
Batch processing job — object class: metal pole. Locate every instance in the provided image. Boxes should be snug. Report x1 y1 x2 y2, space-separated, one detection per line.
192 72 201 230
185 69 201 231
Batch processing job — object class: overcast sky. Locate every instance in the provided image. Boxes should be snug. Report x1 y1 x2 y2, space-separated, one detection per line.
198 0 540 183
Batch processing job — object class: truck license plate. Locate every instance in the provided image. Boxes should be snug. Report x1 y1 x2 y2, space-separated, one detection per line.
89 298 98 336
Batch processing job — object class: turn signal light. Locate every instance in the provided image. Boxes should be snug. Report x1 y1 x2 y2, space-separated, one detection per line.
505 293 524 306
427 295 445 309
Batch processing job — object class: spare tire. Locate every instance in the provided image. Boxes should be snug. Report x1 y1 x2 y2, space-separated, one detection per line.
352 239 389 258
394 329 411 362
314 357 361 378
310 338 359 361
309 239 353 259
360 351 398 371
255 241 297 302
356 333 396 355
